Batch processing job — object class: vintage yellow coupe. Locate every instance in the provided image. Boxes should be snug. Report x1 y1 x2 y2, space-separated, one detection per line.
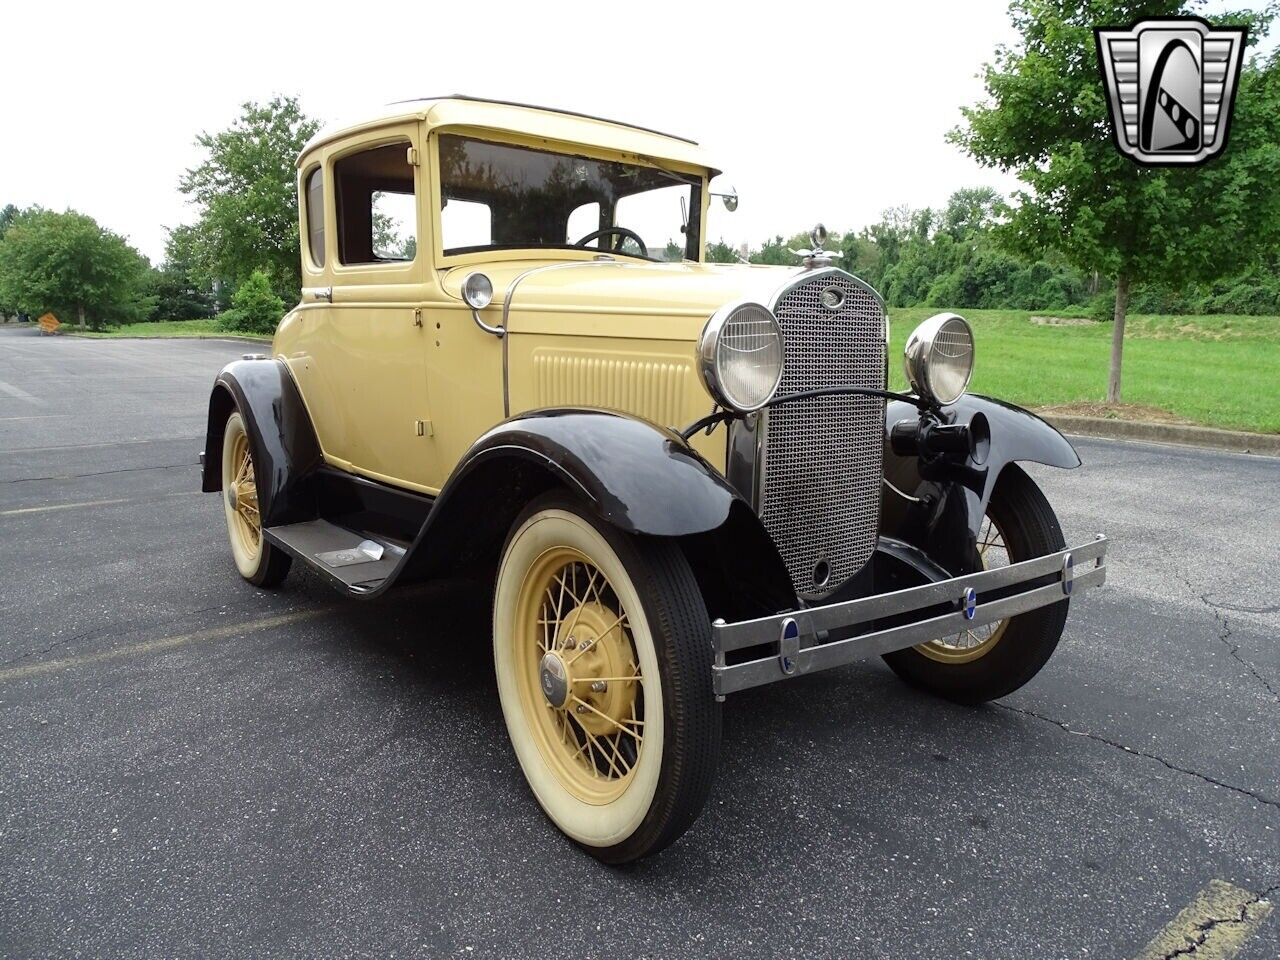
201 96 1109 862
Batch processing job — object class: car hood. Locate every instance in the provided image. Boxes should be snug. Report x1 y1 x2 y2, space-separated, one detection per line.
440 258 806 329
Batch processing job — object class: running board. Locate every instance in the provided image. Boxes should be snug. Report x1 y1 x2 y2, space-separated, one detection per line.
263 520 408 595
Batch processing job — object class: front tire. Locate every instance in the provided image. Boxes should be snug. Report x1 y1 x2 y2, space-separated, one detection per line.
882 465 1068 704
220 412 291 588
493 491 720 863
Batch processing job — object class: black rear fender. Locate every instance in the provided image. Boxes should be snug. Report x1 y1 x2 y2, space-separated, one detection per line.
200 359 323 527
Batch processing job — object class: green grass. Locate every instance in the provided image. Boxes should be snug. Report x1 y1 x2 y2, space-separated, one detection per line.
53 308 1280 433
886 307 1280 435
71 319 269 340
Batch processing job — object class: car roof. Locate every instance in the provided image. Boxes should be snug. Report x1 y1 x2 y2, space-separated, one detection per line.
298 95 719 175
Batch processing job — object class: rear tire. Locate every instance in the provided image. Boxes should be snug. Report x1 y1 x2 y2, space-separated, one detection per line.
882 465 1068 704
220 412 291 588
493 490 720 863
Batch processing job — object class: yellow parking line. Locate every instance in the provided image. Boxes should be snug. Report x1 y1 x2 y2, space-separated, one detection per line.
0 609 328 683
1132 879 1274 960
0 491 204 516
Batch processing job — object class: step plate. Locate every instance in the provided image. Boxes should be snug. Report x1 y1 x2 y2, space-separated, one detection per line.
264 519 401 592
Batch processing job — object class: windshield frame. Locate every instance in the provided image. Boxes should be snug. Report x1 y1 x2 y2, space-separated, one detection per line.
428 129 706 266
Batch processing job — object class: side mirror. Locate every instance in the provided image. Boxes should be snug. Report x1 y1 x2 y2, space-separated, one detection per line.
712 185 739 212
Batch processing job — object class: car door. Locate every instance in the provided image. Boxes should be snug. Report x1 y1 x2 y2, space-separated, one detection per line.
284 125 442 494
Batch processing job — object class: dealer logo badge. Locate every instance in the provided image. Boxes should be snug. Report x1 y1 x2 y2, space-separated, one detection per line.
1095 17 1246 166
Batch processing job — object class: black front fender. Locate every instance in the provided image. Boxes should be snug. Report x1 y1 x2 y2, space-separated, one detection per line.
880 394 1080 575
462 409 741 537
391 409 795 615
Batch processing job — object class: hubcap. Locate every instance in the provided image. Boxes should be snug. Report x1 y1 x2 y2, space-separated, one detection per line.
539 652 569 708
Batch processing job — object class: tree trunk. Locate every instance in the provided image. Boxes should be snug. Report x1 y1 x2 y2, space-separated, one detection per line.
1106 272 1130 405
77 303 86 330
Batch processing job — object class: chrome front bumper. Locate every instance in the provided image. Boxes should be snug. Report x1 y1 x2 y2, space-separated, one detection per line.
712 536 1109 697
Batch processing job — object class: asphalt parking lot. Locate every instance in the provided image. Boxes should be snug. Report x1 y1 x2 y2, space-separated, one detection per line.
1 324 1277 959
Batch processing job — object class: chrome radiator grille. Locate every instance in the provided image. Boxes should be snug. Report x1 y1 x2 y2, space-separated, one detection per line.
758 271 886 598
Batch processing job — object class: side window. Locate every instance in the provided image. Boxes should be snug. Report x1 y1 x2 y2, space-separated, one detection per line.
372 191 417 260
305 167 325 268
616 185 686 255
440 198 492 250
333 142 417 265
565 201 600 243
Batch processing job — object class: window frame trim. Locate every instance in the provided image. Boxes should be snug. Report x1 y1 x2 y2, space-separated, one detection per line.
428 127 709 268
327 128 424 279
302 163 327 272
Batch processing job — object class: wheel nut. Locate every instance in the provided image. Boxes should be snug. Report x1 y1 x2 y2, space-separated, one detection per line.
575 703 588 714
590 680 607 693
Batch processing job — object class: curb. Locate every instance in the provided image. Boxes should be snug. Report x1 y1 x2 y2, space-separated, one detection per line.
63 333 271 344
1040 414 1280 458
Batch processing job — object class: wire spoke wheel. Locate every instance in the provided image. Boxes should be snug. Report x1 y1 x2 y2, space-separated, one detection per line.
494 495 720 861
918 512 1011 664
221 415 263 565
883 465 1069 704
219 411 289 587
517 548 646 804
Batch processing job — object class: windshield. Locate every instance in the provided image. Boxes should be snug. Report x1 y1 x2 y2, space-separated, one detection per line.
437 134 701 262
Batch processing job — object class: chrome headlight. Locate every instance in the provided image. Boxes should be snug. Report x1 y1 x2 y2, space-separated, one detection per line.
461 272 493 309
698 302 785 412
903 313 974 406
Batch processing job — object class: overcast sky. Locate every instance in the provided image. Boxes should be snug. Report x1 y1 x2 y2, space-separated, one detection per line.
2 2 1050 262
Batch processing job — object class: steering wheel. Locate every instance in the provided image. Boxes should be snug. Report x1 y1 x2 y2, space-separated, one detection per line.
573 227 648 258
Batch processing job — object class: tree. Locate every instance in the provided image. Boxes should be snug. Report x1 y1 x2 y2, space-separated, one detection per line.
0 204 19 320
178 97 320 302
953 0 1280 402
0 204 19 241
750 235 801 266
218 269 285 334
0 209 153 328
149 225 216 320
705 238 743 263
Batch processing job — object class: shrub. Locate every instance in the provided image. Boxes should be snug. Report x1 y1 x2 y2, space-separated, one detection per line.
218 270 284 334
1087 293 1115 324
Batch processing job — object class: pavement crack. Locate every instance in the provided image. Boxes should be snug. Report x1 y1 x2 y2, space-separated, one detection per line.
1181 574 1280 707
2 462 197 485
1 628 99 666
995 702 1280 811
1155 883 1280 959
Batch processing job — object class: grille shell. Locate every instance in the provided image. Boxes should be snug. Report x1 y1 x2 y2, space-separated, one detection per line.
758 270 887 598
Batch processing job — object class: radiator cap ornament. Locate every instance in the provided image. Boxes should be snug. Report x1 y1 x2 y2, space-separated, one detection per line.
791 222 837 269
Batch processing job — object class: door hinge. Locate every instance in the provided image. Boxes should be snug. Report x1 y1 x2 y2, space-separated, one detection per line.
413 307 423 327
415 419 433 437
407 146 420 167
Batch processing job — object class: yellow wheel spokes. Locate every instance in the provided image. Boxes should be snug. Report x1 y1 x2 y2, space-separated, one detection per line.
919 513 1010 664
518 548 646 804
227 429 262 550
